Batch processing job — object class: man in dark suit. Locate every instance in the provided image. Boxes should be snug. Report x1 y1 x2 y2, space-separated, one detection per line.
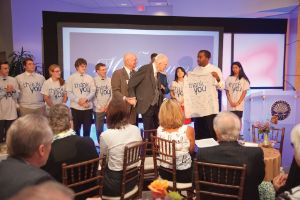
111 53 137 125
128 54 169 130
197 111 265 200
0 114 53 200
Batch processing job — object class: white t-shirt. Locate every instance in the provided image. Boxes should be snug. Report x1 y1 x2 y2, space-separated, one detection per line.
157 125 191 170
225 76 250 111
99 124 142 171
41 78 66 108
170 80 184 103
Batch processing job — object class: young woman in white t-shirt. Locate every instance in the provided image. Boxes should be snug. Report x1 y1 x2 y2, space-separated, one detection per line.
225 62 250 119
157 99 195 183
170 67 191 124
41 64 67 111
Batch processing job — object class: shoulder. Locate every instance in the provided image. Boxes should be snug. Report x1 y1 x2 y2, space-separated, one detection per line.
138 64 152 72
15 73 24 80
112 68 123 75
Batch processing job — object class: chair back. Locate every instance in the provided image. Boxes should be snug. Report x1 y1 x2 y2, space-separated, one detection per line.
152 135 177 190
120 141 146 199
194 161 246 200
62 156 106 199
252 125 285 154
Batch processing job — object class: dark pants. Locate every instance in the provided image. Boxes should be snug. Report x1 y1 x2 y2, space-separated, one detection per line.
142 105 159 130
159 167 192 183
0 120 14 143
71 108 93 137
94 112 105 142
193 114 217 140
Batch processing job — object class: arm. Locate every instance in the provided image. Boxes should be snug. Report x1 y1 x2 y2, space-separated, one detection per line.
212 68 224 90
99 135 108 159
63 93 68 103
66 78 79 103
128 66 148 97
85 78 96 102
236 90 247 105
186 126 195 154
225 90 235 107
170 90 176 99
43 95 53 107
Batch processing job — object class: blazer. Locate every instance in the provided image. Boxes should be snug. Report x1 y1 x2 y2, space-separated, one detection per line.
277 158 300 195
0 157 52 200
111 68 136 124
197 141 265 200
42 134 98 182
128 64 162 114
158 72 170 95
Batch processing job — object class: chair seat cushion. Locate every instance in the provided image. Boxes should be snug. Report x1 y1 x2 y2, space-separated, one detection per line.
102 185 138 200
167 181 193 190
144 157 160 170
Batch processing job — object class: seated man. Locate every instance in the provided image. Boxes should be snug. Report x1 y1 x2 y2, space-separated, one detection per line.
197 111 265 200
0 114 53 200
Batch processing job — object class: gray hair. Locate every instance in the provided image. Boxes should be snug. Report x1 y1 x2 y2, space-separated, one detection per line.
291 124 300 161
213 111 240 142
6 114 53 158
154 53 168 63
123 52 136 62
9 181 74 200
48 104 72 135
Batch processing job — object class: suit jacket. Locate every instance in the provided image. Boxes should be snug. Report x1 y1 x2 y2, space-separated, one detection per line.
128 64 162 114
158 73 170 95
0 157 52 200
42 135 98 182
277 158 300 195
111 68 136 124
197 141 265 200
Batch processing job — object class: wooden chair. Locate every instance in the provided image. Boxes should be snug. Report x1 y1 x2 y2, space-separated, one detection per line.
102 141 146 200
152 136 193 197
252 125 285 154
141 129 157 181
194 161 247 200
62 156 106 199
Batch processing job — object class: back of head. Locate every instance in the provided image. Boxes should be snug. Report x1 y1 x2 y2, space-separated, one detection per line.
291 124 300 165
48 104 72 135
154 53 168 64
106 97 129 129
6 114 53 159
213 111 240 142
159 99 184 129
9 181 74 200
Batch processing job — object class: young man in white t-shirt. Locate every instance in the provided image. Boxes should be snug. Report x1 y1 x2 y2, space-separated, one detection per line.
192 50 224 140
66 58 96 137
93 63 111 142
0 62 19 142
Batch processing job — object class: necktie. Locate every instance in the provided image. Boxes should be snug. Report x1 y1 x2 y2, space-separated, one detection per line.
129 70 135 79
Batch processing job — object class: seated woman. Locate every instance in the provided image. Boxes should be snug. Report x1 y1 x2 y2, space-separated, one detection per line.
157 99 195 183
273 124 300 198
42 104 98 182
100 98 142 196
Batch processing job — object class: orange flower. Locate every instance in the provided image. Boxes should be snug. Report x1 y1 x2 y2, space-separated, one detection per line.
148 179 168 196
271 115 278 125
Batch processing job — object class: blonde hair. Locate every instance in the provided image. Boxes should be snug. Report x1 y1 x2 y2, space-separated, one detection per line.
291 124 300 161
159 99 184 129
48 104 72 135
48 64 65 86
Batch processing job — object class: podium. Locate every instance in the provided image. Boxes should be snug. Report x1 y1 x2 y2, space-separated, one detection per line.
243 90 300 168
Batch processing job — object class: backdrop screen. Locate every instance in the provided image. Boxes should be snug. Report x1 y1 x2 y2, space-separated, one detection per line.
233 34 285 88
60 25 221 82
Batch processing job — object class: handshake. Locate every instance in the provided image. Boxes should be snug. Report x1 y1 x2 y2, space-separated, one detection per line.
125 97 137 107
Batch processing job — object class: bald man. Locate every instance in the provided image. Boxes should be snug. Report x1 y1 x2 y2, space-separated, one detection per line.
128 54 169 130
111 53 137 125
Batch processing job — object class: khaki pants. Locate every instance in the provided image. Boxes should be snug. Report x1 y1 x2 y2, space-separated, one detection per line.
19 106 46 117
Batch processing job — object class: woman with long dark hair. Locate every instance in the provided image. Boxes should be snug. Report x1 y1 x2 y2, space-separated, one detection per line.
225 62 250 119
170 67 191 124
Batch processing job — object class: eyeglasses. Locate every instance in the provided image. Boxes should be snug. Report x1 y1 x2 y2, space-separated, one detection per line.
53 70 61 73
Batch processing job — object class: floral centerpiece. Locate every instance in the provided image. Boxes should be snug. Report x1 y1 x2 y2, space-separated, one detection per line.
148 179 183 200
254 115 278 147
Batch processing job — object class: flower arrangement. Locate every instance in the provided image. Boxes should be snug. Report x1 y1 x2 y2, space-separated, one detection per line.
254 121 271 134
254 115 278 147
148 179 183 200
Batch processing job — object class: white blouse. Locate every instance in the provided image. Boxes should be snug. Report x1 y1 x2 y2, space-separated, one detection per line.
157 125 191 170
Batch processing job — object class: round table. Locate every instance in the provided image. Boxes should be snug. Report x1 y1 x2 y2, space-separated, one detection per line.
261 147 281 181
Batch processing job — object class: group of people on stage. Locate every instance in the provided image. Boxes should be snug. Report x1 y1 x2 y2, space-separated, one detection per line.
0 50 251 142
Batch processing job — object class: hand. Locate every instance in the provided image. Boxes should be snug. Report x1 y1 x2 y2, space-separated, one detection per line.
78 98 87 106
126 97 137 106
5 84 14 93
211 72 220 82
160 84 166 90
273 174 288 191
82 102 90 108
98 107 106 113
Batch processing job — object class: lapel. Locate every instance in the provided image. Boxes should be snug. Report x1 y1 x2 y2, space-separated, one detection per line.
121 67 129 81
149 64 156 90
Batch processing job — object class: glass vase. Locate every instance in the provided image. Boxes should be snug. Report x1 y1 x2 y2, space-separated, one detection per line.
262 132 271 148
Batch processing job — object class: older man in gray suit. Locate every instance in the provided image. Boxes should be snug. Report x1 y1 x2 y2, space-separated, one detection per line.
128 54 168 130
111 53 137 125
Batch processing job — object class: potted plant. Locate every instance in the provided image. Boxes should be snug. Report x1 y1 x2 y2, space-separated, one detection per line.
8 47 34 77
